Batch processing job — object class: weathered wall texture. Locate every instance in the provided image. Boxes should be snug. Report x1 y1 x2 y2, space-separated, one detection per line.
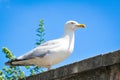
21 50 120 80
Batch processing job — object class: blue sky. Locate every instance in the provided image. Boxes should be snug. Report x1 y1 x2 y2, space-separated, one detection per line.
0 0 120 70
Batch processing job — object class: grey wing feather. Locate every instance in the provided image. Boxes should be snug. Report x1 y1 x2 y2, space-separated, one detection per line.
17 39 60 60
5 39 61 66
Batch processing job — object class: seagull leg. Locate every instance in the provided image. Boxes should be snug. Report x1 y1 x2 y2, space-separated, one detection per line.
47 66 51 70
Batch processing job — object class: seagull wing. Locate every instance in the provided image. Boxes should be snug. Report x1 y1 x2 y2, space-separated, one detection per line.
5 39 62 66
18 39 61 60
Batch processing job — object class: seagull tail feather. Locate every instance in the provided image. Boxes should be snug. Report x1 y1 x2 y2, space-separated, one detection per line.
5 60 19 66
5 61 12 66
5 59 32 66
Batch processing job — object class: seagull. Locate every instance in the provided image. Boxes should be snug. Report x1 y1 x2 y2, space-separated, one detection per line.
5 20 85 70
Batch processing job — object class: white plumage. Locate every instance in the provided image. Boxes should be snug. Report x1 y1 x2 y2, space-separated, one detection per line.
5 20 85 70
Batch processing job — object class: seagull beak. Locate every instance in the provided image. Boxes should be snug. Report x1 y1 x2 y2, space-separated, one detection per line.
76 24 85 28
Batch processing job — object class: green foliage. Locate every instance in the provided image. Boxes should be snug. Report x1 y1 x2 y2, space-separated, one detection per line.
0 70 4 80
0 48 25 80
2 65 25 80
2 47 16 60
0 19 45 80
36 19 45 45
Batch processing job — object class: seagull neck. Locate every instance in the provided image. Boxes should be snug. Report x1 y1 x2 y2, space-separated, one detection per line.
63 30 75 53
63 30 75 38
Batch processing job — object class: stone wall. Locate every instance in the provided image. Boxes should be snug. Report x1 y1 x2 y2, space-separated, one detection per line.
21 50 120 80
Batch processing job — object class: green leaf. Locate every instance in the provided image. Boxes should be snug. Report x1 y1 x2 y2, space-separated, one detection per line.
39 23 44 27
2 47 16 60
37 28 45 33
39 20 44 25
20 71 25 79
40 38 44 42
0 76 4 80
36 34 40 36
30 69 34 76
2 66 7 71
36 42 40 45
10 66 16 69
0 70 2 75
24 66 30 69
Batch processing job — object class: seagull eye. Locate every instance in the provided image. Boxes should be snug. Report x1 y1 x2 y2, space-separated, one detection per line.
71 22 75 24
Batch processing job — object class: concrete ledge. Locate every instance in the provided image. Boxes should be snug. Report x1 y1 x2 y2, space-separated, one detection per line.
23 50 120 80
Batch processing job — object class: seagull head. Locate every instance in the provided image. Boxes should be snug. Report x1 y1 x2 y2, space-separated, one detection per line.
65 20 85 31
